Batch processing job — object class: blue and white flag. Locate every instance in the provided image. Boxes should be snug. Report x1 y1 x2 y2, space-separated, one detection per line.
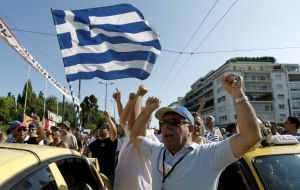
52 4 161 82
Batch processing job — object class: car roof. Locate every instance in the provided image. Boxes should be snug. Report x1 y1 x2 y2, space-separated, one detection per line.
243 143 300 160
0 143 81 185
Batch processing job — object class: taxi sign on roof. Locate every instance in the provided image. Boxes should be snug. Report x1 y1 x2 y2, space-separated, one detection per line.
271 135 299 145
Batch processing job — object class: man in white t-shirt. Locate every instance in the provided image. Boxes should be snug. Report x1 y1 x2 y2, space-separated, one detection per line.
113 86 158 190
130 73 262 190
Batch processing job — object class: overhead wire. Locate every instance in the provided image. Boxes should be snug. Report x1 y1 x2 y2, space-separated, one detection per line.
155 0 221 96
161 0 240 96
7 28 300 55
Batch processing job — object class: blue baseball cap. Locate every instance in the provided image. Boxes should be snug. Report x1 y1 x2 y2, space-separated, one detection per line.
155 105 194 124
8 120 21 127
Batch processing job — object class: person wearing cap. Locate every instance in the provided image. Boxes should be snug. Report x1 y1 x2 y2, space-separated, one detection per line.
5 120 21 143
49 126 69 148
25 115 46 145
13 123 29 143
113 85 159 190
130 73 261 190
87 111 117 186
59 121 78 150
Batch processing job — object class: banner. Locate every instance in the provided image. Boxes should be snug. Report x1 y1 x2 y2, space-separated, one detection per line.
0 17 80 106
47 110 62 123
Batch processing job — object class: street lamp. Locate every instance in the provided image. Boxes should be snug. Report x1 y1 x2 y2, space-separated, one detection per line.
110 99 116 120
98 81 114 111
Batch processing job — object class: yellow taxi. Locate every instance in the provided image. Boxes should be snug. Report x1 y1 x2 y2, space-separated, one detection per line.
217 135 300 190
0 143 110 190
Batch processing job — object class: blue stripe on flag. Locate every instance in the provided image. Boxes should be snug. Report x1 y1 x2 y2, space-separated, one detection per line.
75 30 160 49
67 68 150 81
91 22 152 34
52 4 160 82
63 50 157 67
72 4 143 21
57 32 72 49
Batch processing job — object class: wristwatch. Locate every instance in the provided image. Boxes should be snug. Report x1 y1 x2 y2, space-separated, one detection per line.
234 96 248 104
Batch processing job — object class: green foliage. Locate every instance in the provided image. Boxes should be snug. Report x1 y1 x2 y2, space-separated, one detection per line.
81 95 99 128
0 95 17 122
0 81 124 136
226 56 276 64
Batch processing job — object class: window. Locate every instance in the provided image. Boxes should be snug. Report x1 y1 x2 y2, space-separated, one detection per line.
279 114 286 122
56 158 102 190
279 104 285 109
12 166 58 190
217 96 226 103
277 94 284 99
292 102 300 109
218 162 257 190
291 92 300 100
265 105 270 111
293 112 300 118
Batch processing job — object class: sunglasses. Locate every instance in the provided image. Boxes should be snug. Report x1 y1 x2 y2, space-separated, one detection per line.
17 128 28 132
28 129 36 131
159 118 190 127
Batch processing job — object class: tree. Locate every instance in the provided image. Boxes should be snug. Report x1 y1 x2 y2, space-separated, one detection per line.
35 91 45 118
0 96 18 122
81 95 99 128
20 80 37 116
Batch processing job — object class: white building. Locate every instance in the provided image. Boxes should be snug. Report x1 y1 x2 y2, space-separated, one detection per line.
182 57 300 125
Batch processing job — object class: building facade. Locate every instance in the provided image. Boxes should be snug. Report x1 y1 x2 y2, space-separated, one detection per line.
182 57 300 125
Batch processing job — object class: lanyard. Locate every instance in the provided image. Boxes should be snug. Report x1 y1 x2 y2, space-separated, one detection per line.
162 148 192 183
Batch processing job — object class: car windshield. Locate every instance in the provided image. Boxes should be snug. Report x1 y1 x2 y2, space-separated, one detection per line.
253 154 300 190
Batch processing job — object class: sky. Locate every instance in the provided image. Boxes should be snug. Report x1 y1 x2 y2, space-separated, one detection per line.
1 0 300 128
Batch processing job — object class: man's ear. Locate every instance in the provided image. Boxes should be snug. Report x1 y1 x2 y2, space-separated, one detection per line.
188 124 194 133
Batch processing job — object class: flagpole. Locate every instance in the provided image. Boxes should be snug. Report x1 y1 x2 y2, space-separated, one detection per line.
23 65 31 121
42 79 48 128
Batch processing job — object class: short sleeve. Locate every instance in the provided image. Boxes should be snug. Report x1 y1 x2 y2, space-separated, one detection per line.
206 138 237 170
140 137 163 158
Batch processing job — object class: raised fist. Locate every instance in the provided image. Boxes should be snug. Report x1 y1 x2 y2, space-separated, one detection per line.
137 84 148 96
145 96 160 115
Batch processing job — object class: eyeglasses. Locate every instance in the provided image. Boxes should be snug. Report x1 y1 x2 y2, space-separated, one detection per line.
28 129 36 131
159 118 190 127
17 128 28 132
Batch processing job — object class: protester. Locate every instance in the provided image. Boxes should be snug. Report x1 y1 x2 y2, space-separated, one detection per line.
113 85 158 190
269 122 279 135
59 121 78 150
49 126 69 148
223 122 237 139
281 117 300 136
45 129 53 144
130 73 261 190
74 127 84 153
13 123 28 143
25 115 46 145
204 115 223 141
87 111 117 186
5 120 21 143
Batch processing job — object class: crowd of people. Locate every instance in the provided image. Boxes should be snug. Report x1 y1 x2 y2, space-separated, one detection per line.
0 72 300 190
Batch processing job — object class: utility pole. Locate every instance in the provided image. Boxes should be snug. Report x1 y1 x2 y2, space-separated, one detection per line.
98 81 114 111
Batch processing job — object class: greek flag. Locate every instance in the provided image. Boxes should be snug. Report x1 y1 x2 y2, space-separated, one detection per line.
51 4 161 82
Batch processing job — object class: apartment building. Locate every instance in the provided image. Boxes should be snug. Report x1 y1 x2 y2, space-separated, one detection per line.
181 57 300 125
